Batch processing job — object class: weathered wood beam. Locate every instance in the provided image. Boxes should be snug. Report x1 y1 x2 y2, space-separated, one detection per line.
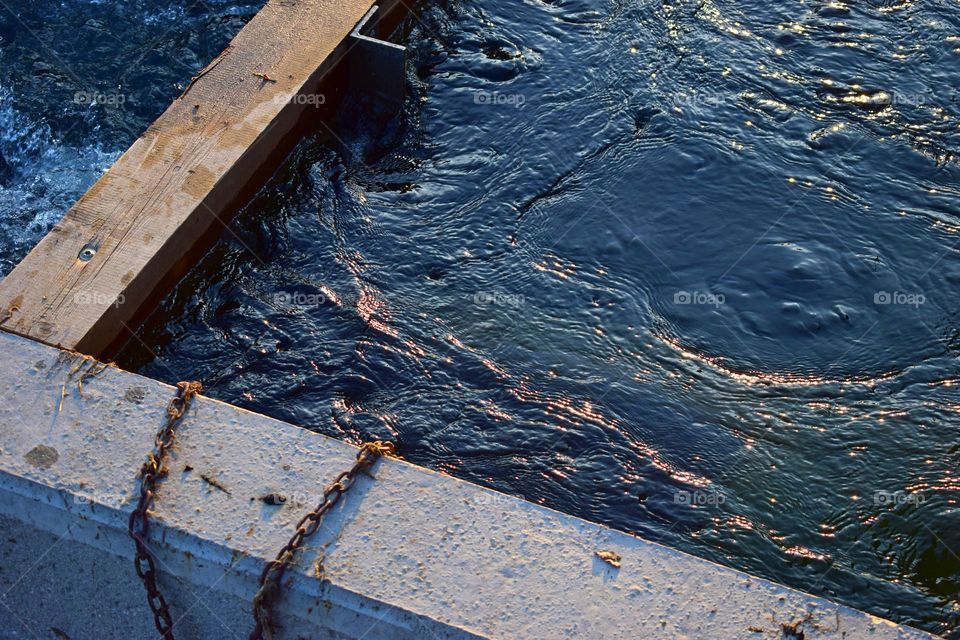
0 0 405 357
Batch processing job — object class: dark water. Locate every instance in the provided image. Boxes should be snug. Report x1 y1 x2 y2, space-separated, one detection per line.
0 0 263 274
4 0 960 635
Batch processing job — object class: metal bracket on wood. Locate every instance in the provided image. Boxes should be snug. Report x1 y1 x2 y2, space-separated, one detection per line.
349 5 406 106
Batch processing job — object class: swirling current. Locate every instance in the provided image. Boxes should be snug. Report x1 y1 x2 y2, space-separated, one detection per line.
1 0 959 635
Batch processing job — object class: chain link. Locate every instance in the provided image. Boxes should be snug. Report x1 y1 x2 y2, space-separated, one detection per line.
128 381 203 640
250 441 396 640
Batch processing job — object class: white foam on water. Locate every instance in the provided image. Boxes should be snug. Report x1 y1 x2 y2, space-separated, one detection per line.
0 84 119 273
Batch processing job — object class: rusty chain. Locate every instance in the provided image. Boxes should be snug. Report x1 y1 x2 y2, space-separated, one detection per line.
124 379 389 639
250 441 396 640
128 380 203 640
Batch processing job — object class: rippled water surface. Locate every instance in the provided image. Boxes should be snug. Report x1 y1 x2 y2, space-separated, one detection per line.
0 0 263 273
4 0 960 635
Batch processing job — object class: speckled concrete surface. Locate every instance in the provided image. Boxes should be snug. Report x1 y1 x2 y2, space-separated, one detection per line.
0 331 936 639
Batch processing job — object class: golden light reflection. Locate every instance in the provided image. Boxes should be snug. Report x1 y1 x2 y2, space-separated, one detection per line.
783 546 829 562
481 399 513 422
318 285 341 306
533 255 576 281
356 285 398 339
656 333 898 388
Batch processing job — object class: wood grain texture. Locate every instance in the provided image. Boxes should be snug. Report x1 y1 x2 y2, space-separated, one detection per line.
0 0 397 357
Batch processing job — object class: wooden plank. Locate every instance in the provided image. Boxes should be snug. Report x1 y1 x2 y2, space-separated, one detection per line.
0 0 405 358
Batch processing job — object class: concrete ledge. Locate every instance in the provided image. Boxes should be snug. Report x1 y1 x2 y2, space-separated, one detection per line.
0 331 935 639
